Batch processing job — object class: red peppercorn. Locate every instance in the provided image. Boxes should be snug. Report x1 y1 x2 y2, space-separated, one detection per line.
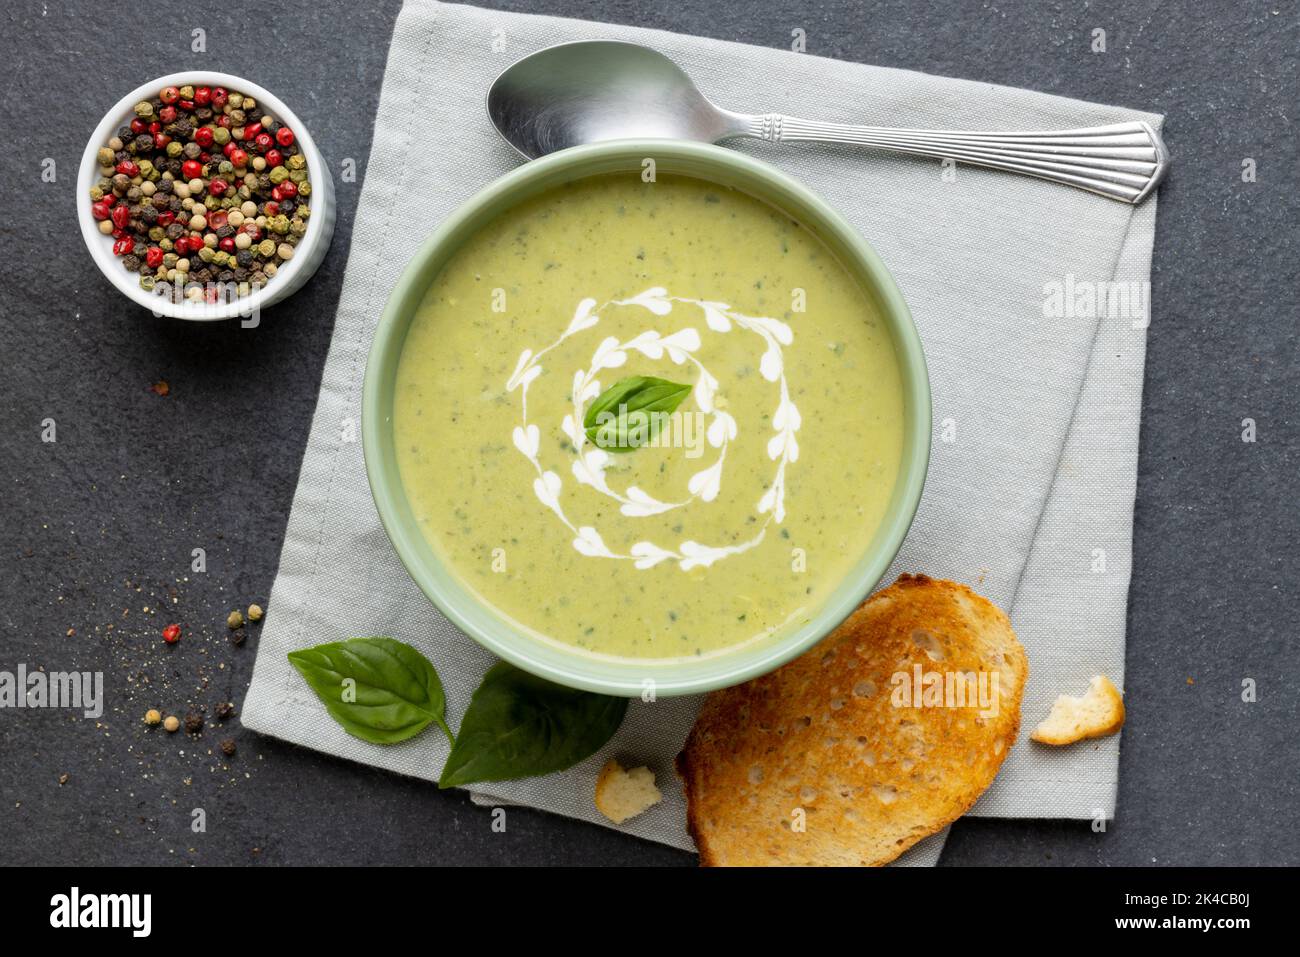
178 98 195 112
154 134 171 149
275 126 295 147
91 201 110 221
230 148 249 167
254 132 273 152
115 160 139 177
111 205 131 229
149 121 162 134
243 122 262 141
112 237 133 256
181 159 202 179
159 105 177 124
162 623 181 644
111 227 127 239
217 115 231 129
194 126 214 148
263 201 280 216
130 118 147 134
146 246 164 268
157 211 175 227
194 86 212 106
198 151 211 163
208 210 228 229
172 236 189 255
219 237 235 253
160 86 180 104
278 181 298 199
264 149 283 168
212 87 228 109
102 194 117 207
241 223 261 240
208 178 229 196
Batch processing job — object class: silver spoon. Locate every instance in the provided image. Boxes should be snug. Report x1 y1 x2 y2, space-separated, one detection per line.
487 40 1168 204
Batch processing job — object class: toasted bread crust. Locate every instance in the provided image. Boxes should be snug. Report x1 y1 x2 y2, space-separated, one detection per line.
1031 674 1125 745
679 574 1027 866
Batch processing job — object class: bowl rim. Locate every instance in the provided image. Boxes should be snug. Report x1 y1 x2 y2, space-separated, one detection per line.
364 139 931 696
76 70 330 321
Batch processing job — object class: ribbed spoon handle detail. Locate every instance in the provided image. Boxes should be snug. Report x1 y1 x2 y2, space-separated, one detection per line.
746 116 1168 204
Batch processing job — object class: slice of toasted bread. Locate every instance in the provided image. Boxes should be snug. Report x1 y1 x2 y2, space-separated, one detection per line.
1031 675 1125 745
594 760 662 824
677 574 1027 866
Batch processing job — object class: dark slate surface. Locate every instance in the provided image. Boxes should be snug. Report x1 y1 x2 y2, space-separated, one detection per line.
0 0 1295 866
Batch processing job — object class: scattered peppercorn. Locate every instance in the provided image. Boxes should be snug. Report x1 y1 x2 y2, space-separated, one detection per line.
220 738 237 757
162 623 181 643
215 701 236 721
184 711 204 734
230 628 246 647
90 82 310 297
59 773 70 786
227 609 244 629
144 708 162 726
163 715 181 733
248 603 264 622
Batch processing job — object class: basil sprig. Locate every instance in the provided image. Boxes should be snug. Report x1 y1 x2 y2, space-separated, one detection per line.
439 662 629 788
583 375 691 451
287 637 454 745
288 640 627 787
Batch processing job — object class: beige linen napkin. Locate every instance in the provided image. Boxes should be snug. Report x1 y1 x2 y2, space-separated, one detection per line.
242 0 1160 865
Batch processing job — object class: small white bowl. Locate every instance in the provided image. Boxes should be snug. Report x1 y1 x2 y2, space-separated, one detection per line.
78 71 336 321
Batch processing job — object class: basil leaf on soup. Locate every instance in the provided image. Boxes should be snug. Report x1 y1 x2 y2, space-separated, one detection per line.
287 637 454 746
583 375 692 451
438 662 628 788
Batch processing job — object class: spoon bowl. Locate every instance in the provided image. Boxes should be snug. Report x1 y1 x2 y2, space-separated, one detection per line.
487 40 746 158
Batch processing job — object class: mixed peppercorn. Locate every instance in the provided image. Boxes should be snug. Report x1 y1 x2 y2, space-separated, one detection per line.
89 83 311 300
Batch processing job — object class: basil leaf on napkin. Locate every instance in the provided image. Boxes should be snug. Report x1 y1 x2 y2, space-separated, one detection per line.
287 637 454 746
583 375 691 451
438 662 627 788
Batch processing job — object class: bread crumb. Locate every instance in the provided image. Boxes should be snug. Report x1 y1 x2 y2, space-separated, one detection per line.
594 760 662 824
1031 675 1125 745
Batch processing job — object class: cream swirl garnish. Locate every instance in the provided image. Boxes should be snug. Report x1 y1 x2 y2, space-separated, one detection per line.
507 288 800 570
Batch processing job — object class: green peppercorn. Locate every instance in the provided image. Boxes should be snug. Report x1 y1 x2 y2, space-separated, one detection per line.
297 181 312 199
268 166 289 185
179 85 195 99
257 239 276 257
267 214 290 235
89 185 104 202
198 246 215 263
133 100 154 117
166 141 183 158
287 154 306 171
290 218 307 236
97 147 115 167
139 274 156 291
148 226 166 242
288 169 307 184
214 127 231 145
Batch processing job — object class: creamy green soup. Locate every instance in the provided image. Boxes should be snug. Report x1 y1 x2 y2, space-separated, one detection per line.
394 173 902 660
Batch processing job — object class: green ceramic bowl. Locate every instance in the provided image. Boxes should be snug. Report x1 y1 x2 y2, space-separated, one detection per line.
364 140 929 697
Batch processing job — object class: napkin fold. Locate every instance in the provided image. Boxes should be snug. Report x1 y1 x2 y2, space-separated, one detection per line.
242 0 1160 864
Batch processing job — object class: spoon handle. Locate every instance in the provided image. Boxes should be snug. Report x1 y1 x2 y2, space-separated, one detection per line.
745 115 1168 204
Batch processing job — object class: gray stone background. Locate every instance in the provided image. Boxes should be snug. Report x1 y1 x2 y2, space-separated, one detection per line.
0 0 1295 866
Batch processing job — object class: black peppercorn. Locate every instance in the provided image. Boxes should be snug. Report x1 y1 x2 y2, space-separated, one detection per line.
184 711 204 734
215 701 235 721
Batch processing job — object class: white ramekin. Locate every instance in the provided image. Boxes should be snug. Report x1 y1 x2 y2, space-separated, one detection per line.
77 71 336 321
